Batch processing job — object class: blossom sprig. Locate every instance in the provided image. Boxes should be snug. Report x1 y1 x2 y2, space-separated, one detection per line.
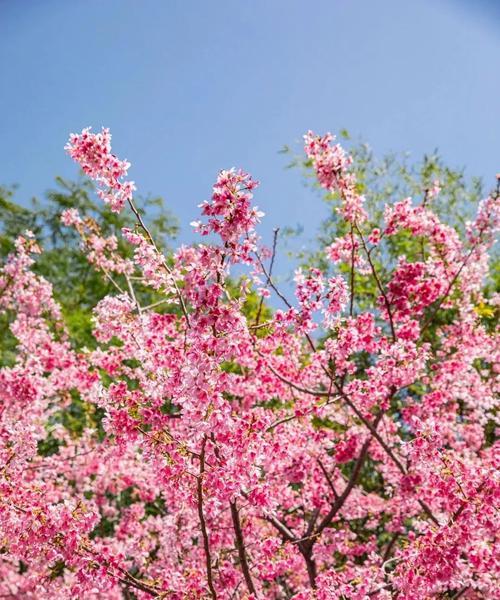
66 127 135 212
304 130 368 223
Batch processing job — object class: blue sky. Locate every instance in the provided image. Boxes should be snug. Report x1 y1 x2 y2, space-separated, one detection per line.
1 0 499 257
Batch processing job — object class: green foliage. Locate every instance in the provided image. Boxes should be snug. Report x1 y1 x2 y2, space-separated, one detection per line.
311 415 344 433
48 559 66 580
37 433 62 457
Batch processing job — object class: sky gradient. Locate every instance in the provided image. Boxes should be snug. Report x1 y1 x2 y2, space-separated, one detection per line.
1 0 499 256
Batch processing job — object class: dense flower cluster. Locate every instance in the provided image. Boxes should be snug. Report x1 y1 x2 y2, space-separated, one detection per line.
0 129 498 599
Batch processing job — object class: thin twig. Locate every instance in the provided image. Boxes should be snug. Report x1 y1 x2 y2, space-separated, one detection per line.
382 531 401 563
355 225 396 342
420 243 479 335
312 412 384 543
262 358 441 526
125 273 142 314
317 459 339 501
349 225 355 316
255 227 280 326
127 197 191 327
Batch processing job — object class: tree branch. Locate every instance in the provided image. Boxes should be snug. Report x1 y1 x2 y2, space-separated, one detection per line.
230 500 258 597
197 437 217 599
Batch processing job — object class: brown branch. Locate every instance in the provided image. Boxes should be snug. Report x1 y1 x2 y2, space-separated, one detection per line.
312 412 383 543
420 243 479 335
300 548 318 589
262 357 440 526
355 225 396 342
255 227 279 326
258 354 331 398
239 489 297 544
254 247 292 311
253 250 317 354
230 500 258 597
333 385 406 474
317 459 339 500
115 569 160 598
291 413 384 589
382 531 401 563
305 507 320 539
262 514 296 543
197 437 217 599
448 479 487 526
349 225 356 316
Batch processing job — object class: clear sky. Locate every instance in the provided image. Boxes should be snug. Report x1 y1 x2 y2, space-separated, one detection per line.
1 0 499 255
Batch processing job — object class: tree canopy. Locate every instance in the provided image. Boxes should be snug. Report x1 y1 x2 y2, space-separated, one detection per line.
0 127 498 599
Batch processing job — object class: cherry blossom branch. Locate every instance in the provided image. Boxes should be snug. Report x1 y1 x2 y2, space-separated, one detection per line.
126 196 191 327
349 225 356 316
124 273 142 314
382 531 401 563
420 241 481 335
197 437 217 600
254 248 293 311
254 227 279 326
317 459 340 501
262 354 408 477
311 412 383 542
254 253 319 354
230 500 258 597
355 224 396 342
263 359 440 525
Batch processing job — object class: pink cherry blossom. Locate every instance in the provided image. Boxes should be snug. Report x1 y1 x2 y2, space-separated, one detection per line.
0 128 497 599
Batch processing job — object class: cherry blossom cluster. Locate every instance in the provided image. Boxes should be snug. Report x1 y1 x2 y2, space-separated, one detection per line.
65 127 135 212
0 128 498 599
304 131 368 223
192 168 264 264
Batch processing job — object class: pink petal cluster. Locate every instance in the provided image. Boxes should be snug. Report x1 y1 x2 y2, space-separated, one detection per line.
304 131 368 223
192 168 263 263
65 127 135 212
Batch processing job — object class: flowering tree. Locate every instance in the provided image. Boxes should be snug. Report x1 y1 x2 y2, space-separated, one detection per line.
0 127 498 599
